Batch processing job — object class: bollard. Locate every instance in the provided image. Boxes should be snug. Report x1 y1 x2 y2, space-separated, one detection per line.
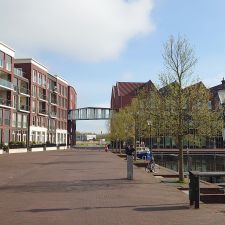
127 155 133 180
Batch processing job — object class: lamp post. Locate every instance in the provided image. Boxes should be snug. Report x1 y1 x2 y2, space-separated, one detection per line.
218 89 225 147
147 120 152 149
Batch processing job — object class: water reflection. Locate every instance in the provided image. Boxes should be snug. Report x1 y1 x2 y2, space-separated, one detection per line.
154 154 225 183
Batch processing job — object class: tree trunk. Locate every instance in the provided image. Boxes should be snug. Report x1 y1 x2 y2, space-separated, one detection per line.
178 135 184 182
119 140 121 154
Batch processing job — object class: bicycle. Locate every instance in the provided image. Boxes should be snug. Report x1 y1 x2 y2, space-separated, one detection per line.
145 159 156 173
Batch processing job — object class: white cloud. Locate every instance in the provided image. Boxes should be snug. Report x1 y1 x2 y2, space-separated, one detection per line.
0 0 155 62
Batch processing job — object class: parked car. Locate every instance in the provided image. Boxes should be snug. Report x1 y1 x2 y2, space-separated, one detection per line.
136 147 153 160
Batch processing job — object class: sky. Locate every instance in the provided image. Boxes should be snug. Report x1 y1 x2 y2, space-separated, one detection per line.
1 0 225 133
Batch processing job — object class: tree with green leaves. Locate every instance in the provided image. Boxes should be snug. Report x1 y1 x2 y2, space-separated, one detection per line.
159 36 223 181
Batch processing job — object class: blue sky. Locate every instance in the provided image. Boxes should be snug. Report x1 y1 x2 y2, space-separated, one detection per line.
1 0 225 133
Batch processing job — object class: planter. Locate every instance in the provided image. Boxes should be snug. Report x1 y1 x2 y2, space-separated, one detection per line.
31 147 44 152
46 147 57 151
9 148 27 154
59 146 67 150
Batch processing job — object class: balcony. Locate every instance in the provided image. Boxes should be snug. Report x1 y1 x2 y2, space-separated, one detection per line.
0 77 13 90
14 68 25 77
19 104 30 112
50 98 57 105
0 98 12 108
19 86 30 96
50 111 57 118
39 109 48 116
39 93 47 101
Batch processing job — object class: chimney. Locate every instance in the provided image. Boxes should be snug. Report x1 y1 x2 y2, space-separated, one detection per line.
222 77 225 86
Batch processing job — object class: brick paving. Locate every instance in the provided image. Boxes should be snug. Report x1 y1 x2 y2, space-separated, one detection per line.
0 150 224 225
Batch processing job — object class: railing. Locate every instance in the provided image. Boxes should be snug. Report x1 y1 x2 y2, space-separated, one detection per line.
189 171 225 208
0 98 12 107
50 98 57 104
20 86 30 95
20 104 29 111
14 68 25 77
39 109 48 114
0 78 13 89
50 111 57 117
0 59 3 68
39 93 47 100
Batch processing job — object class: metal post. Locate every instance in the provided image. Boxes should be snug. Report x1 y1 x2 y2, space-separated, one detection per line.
194 175 200 209
127 155 133 180
189 171 194 206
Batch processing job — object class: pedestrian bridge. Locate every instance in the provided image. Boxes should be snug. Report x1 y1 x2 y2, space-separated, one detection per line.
68 107 113 120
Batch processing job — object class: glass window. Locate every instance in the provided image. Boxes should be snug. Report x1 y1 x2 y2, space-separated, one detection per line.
32 100 36 112
32 116 36 126
13 95 17 109
3 129 10 144
23 115 27 128
17 113 22 128
0 109 2 125
5 55 12 71
37 117 41 126
33 70 37 83
4 110 10 126
32 131 36 142
17 130 21 142
12 113 16 127
0 51 3 68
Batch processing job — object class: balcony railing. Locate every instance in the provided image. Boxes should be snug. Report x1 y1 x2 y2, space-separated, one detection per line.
39 93 47 101
0 59 3 68
0 98 12 107
20 86 30 95
0 78 13 90
14 68 25 77
50 98 57 104
50 111 57 117
39 109 48 114
20 104 29 111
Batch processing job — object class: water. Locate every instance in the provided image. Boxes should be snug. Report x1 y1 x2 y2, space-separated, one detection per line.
154 153 225 183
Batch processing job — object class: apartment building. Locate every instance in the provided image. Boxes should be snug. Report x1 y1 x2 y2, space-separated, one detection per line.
0 42 14 145
67 86 77 145
12 67 30 144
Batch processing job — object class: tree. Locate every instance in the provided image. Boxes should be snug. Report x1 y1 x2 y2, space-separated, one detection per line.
159 36 223 181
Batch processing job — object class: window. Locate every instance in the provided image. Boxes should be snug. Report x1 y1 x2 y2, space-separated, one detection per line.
208 101 212 110
13 95 17 109
0 51 3 68
5 55 12 71
33 70 37 83
32 116 36 126
32 131 36 142
32 100 36 112
23 115 27 128
4 129 10 144
42 132 45 143
17 131 21 142
0 109 2 125
37 117 41 126
22 133 27 143
17 113 22 128
32 85 37 97
12 113 16 127
37 132 41 143
12 131 16 142
4 110 10 126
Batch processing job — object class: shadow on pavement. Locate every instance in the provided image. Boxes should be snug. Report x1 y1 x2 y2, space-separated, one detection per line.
18 203 189 213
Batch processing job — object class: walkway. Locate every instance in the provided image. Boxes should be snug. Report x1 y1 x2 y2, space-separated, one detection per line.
0 150 224 225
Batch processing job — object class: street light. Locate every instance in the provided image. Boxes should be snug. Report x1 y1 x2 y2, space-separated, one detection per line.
147 120 152 149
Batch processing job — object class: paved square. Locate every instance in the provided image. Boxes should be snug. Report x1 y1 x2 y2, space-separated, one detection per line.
0 150 224 225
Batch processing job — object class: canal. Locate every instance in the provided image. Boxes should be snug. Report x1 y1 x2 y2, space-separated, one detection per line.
154 153 225 183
